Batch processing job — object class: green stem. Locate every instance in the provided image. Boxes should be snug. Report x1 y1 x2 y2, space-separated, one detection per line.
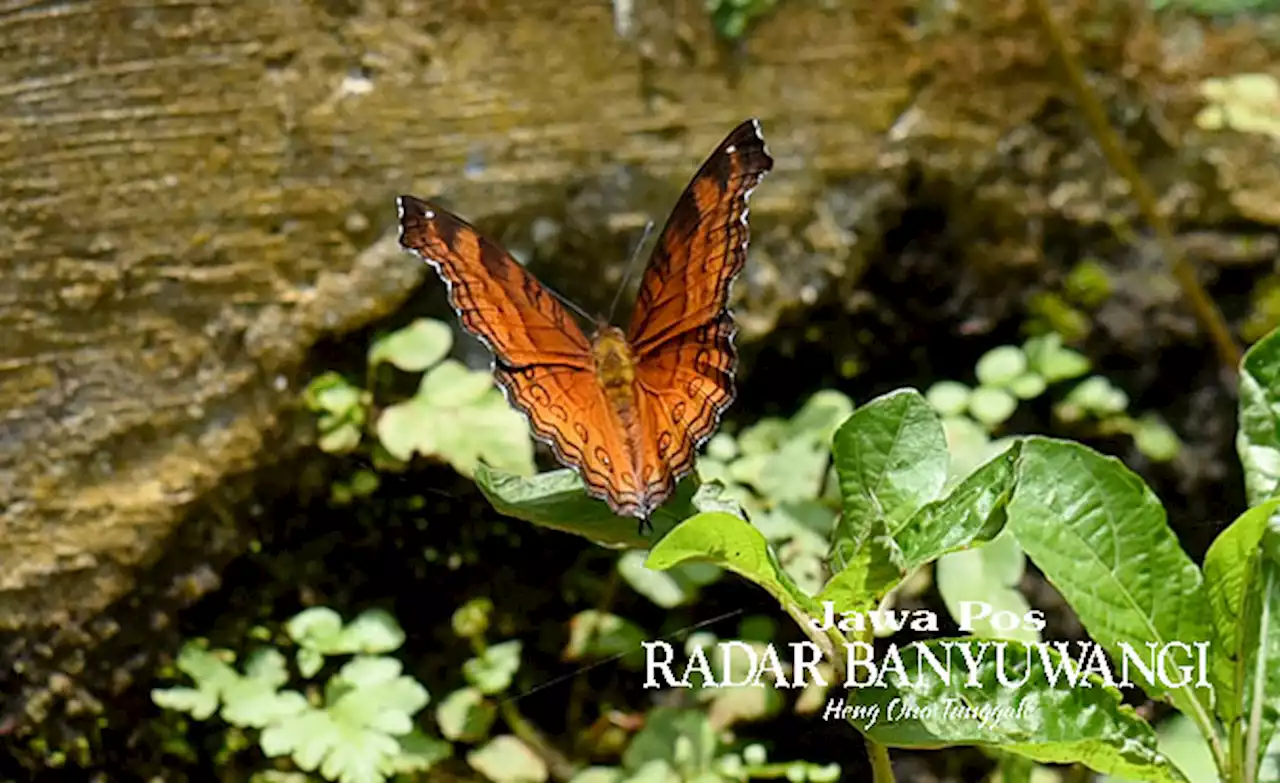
470 635 580 782
1026 0 1241 374
567 560 622 750
865 737 896 783
785 603 895 782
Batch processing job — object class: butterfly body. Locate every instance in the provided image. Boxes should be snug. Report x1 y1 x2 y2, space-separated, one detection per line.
398 119 773 534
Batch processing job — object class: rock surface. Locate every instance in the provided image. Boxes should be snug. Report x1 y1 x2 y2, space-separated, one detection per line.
2 0 1278 637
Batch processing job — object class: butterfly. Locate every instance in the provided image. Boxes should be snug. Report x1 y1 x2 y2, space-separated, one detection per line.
397 119 773 534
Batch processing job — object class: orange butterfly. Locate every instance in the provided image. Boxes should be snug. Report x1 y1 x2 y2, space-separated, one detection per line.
397 119 773 533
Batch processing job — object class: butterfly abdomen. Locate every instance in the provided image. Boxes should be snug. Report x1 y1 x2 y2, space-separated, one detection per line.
589 326 650 502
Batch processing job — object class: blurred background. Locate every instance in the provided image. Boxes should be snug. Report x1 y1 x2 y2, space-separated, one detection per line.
3 0 1280 780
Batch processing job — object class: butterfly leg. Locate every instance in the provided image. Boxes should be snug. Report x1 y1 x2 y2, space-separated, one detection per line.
637 514 653 536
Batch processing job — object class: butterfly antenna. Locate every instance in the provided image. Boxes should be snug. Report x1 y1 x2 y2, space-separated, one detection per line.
607 220 655 325
541 281 596 324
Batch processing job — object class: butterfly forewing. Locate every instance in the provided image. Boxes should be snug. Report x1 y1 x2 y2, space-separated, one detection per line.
626 119 773 355
397 196 593 367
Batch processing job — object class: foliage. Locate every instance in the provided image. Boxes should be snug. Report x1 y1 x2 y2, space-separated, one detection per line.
302 317 535 503
152 609 446 783
926 333 1181 471
630 324 1280 781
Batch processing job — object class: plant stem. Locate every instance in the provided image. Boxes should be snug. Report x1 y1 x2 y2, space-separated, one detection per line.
567 560 622 748
866 736 896 783
470 636 580 781
789 603 895 782
1026 0 1242 373
497 698 579 782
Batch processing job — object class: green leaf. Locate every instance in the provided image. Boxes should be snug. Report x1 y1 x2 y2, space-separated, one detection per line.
564 611 649 669
287 608 406 659
436 687 496 742
976 346 1029 388
1005 438 1213 732
367 318 453 372
969 387 1018 428
261 656 430 783
815 515 904 615
151 643 241 720
789 389 856 445
860 639 1186 782
894 441 1021 570
645 511 817 616
1239 326 1280 506
618 550 693 608
1024 334 1091 383
940 416 998 483
1008 373 1048 400
319 422 363 454
1203 498 1280 779
1133 414 1181 462
936 531 1040 644
1104 713 1219 783
467 735 549 783
305 372 364 416
151 685 221 721
463 640 522 695
569 768 625 783
221 649 308 728
475 465 705 548
831 389 948 573
926 381 973 417
376 361 534 478
622 708 717 775
1064 376 1129 417
386 730 452 775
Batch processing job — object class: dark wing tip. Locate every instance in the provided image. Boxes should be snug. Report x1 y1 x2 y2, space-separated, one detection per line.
724 118 774 172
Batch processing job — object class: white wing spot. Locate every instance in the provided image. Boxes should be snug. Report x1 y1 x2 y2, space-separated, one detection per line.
725 144 737 154
424 209 435 219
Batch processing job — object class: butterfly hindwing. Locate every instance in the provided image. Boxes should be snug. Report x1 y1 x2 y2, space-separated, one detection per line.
492 363 647 516
632 313 738 511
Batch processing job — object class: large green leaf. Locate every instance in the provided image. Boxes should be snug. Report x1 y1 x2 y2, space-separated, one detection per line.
645 511 819 619
1239 326 1280 507
936 531 1040 644
1005 438 1213 733
476 466 717 549
1204 499 1280 721
830 389 948 575
1205 498 1280 780
894 441 1021 570
857 639 1186 782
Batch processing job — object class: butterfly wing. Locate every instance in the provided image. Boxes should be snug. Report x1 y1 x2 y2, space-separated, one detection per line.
398 195 593 367
631 314 737 514
626 119 773 354
493 363 649 517
399 196 626 494
625 119 773 512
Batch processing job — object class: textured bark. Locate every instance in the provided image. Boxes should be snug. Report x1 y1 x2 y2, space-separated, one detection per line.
2 0 1279 636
